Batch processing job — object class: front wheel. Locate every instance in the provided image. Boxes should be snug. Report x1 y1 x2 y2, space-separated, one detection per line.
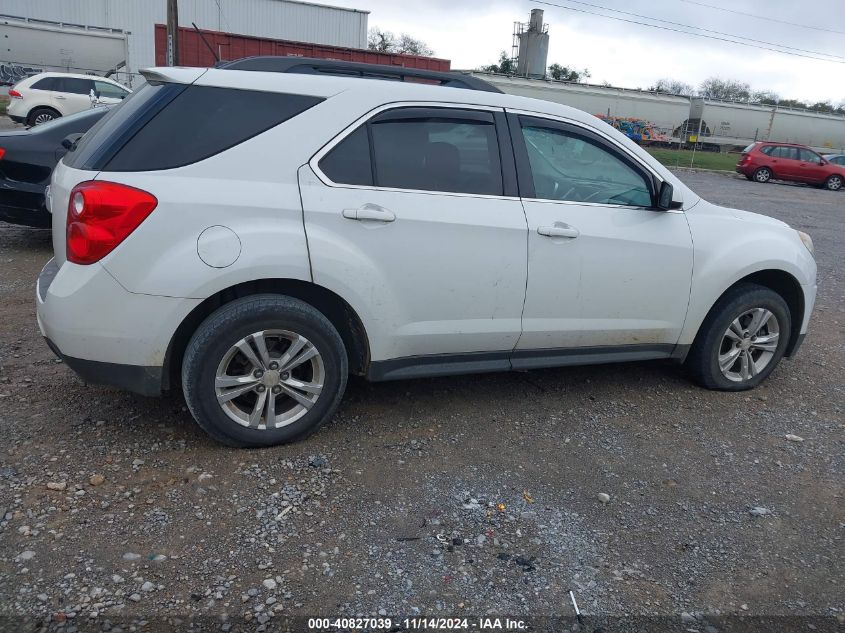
824 174 842 191
685 283 791 391
182 295 348 447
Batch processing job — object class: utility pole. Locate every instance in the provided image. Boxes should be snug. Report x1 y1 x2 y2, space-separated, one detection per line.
166 0 179 66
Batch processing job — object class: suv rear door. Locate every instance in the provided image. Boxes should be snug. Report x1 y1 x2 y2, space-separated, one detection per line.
300 104 528 372
510 112 693 359
53 77 95 115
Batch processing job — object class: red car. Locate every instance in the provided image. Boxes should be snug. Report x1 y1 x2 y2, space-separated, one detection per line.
736 141 844 191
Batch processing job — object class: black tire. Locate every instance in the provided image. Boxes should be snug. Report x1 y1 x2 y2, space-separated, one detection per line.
685 283 791 391
752 167 772 183
824 174 842 191
27 107 60 126
182 294 348 447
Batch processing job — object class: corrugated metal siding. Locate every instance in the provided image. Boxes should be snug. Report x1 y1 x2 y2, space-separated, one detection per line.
160 25 451 71
1 0 368 86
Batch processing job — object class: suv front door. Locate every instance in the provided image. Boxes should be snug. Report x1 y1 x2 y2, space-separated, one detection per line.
299 105 528 376
510 113 693 364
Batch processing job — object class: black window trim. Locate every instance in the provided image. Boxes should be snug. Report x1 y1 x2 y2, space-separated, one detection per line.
507 111 668 211
311 102 519 199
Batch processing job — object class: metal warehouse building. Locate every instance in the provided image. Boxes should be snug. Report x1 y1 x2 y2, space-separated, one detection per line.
1 0 369 86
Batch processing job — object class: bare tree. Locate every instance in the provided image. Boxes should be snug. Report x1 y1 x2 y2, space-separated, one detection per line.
368 28 396 53
698 77 752 102
396 33 434 57
648 78 694 96
367 27 434 56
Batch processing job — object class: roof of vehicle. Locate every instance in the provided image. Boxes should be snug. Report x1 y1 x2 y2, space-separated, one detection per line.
145 66 596 124
755 141 815 148
19 71 127 85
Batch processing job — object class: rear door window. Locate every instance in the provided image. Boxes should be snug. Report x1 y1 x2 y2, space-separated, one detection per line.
58 77 95 95
318 107 504 196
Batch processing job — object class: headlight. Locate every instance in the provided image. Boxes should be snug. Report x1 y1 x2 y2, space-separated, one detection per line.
797 230 814 257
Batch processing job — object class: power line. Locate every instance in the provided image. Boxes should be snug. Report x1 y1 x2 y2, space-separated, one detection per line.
679 0 845 37
535 0 845 61
533 0 845 64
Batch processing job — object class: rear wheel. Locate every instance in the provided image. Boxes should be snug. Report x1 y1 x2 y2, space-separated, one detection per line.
686 283 791 391
824 174 842 191
753 167 772 183
27 107 60 126
182 295 348 447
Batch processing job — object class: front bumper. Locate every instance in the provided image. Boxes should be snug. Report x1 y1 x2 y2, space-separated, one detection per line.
36 258 201 397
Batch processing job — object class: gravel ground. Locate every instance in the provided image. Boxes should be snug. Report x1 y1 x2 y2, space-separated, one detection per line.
0 170 842 632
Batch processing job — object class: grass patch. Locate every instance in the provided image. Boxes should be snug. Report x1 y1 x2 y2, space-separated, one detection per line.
0 96 7 116
645 147 739 171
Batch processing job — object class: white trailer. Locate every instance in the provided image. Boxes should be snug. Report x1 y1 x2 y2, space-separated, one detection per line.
0 15 130 85
474 73 689 136
474 72 845 154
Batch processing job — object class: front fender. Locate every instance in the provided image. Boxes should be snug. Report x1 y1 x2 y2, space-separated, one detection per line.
679 205 817 346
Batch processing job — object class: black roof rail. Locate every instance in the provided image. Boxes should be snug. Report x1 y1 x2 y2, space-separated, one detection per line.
216 56 503 93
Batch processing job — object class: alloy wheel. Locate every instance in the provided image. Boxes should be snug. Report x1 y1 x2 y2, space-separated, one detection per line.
214 330 324 429
717 308 780 382
827 175 842 191
755 169 771 183
33 113 55 125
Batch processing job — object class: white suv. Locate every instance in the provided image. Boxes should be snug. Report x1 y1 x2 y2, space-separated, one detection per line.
7 72 130 126
36 60 817 447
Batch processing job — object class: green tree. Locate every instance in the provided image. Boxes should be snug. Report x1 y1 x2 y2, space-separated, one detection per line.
480 51 516 74
548 63 590 82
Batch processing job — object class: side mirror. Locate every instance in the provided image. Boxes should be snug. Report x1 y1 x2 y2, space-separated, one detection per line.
657 181 683 211
61 133 85 151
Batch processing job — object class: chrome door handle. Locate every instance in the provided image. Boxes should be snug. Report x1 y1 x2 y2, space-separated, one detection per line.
342 205 395 222
538 225 579 239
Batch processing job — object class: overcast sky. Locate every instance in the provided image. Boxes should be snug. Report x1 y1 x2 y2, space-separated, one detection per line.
334 0 845 104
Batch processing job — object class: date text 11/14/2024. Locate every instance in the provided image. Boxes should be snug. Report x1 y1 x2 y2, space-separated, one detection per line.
308 617 528 630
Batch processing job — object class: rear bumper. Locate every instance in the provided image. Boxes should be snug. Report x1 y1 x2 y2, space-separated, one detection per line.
44 336 163 396
36 257 201 397
0 202 50 227
7 114 25 124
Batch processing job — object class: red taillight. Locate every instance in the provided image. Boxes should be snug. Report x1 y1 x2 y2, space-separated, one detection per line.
66 181 157 265
0 148 5 161
8 89 22 99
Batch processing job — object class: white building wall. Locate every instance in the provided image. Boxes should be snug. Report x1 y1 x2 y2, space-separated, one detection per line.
1 0 368 85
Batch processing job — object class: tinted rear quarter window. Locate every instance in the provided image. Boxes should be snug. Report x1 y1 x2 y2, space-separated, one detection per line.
66 83 323 172
105 85 322 171
31 77 58 91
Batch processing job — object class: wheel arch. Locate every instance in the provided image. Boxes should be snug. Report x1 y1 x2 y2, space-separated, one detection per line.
688 269 804 359
162 278 370 392
27 105 61 123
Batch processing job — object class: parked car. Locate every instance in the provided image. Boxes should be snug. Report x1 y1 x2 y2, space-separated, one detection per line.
0 107 111 227
36 60 817 447
737 141 845 191
823 154 845 167
7 72 129 126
